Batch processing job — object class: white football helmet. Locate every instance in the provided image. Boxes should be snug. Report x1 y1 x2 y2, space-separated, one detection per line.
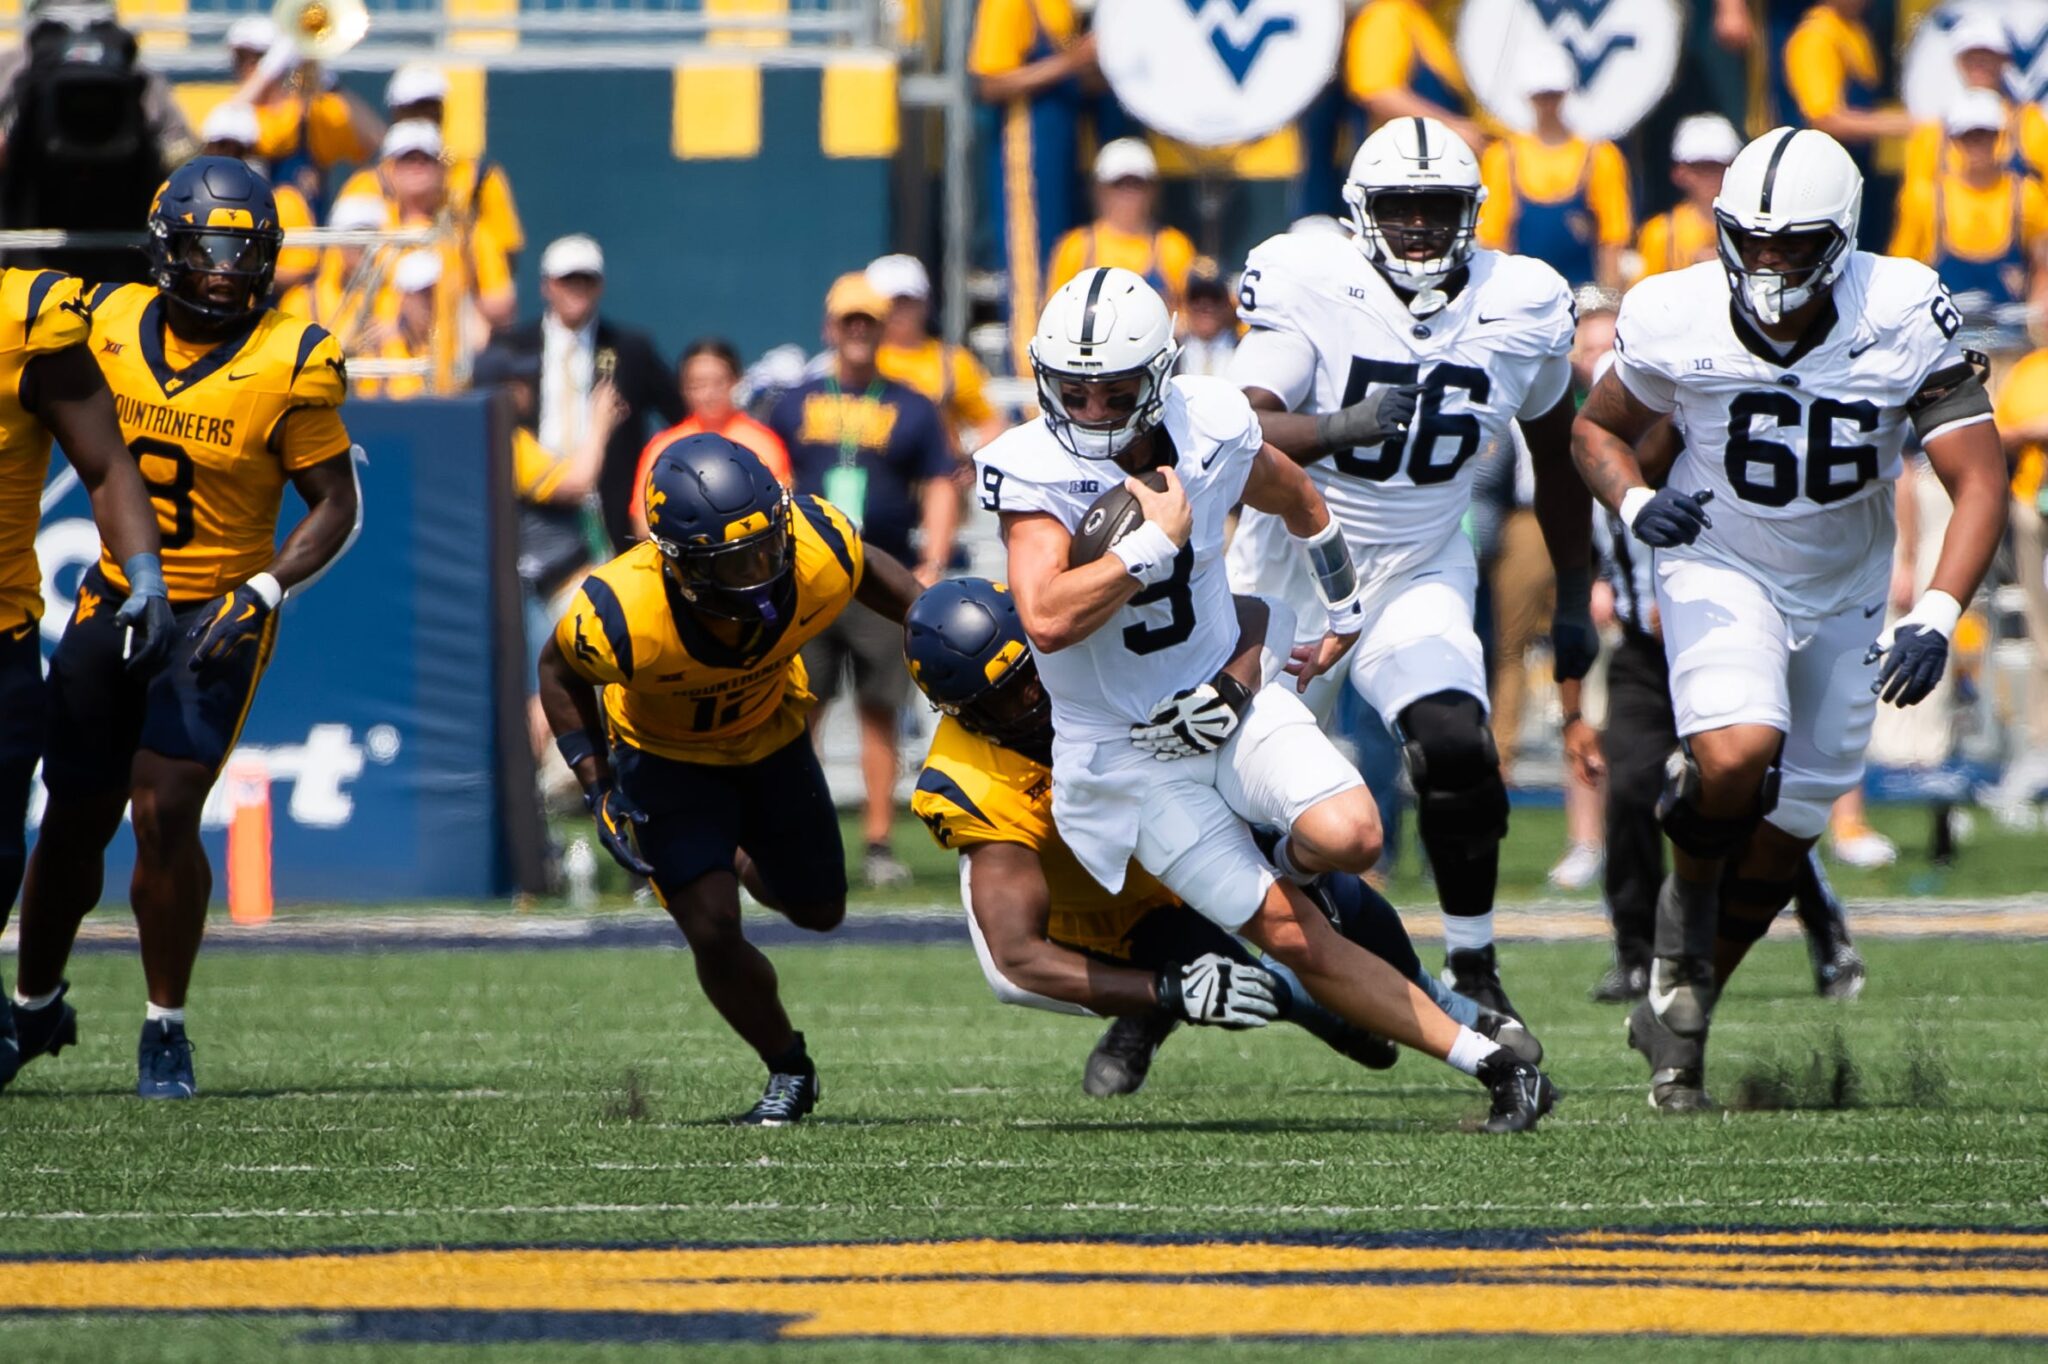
1341 116 1486 294
1028 266 1177 460
1713 126 1862 326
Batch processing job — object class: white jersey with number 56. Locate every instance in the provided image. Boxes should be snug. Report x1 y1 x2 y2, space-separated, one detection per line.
973 374 1261 745
1612 253 1969 618
1230 229 1575 572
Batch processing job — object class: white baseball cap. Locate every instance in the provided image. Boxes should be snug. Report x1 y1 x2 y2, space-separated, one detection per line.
1094 137 1159 184
380 119 444 162
1522 43 1577 96
866 253 930 301
200 101 260 148
1948 13 2009 57
1945 87 2008 135
392 249 443 295
540 233 605 279
328 195 390 232
1671 114 1742 166
226 15 277 53
385 63 450 110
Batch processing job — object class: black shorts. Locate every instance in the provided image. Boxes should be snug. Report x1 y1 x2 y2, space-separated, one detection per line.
0 622 45 855
41 568 278 798
615 732 847 908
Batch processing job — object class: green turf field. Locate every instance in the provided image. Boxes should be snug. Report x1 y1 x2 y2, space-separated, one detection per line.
2 931 2045 1360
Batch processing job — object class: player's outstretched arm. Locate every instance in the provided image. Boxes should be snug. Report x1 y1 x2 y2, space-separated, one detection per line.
1244 383 1421 465
1001 483 1184 652
853 543 924 625
965 842 1155 1016
24 344 174 669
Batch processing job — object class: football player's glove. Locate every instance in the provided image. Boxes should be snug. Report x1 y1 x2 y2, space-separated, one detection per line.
585 777 655 877
1867 590 1960 707
115 553 175 674
1131 671 1254 760
185 579 276 673
1314 382 1423 452
1156 954 1283 1029
1621 486 1714 548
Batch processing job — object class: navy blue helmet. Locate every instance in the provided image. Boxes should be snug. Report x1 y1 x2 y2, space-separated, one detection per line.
147 155 283 338
642 431 795 623
904 577 1052 758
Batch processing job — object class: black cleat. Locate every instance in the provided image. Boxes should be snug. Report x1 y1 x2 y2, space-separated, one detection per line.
1 982 78 1094
1082 1011 1177 1097
1591 960 1649 1004
734 1069 819 1126
136 1019 196 1100
1626 999 1713 1113
1444 944 1520 1021
1475 1050 1557 1133
1475 1009 1542 1066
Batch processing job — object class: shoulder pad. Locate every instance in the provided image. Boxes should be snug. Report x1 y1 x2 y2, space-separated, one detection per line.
287 323 348 405
1172 374 1259 446
1239 231 1345 330
1472 252 1576 354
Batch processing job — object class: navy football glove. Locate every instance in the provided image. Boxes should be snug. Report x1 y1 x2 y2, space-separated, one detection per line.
186 583 274 673
1868 625 1949 706
114 552 174 674
1550 567 1598 682
586 778 655 877
1623 487 1714 548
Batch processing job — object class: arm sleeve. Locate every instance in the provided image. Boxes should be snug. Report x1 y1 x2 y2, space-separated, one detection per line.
1785 24 1845 122
1227 326 1318 410
553 589 629 686
968 0 1030 78
1343 2 1411 102
1591 143 1633 246
273 330 352 470
1476 142 1513 250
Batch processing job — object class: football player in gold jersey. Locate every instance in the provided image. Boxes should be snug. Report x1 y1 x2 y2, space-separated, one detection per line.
905 579 1541 1097
10 158 360 1101
539 433 919 1125
0 267 175 1092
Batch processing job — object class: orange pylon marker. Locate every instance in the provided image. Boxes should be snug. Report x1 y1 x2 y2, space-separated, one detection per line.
224 753 273 925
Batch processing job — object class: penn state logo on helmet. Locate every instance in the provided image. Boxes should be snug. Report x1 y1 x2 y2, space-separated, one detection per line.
1095 0 1341 146
903 578 1051 754
1456 0 1682 141
642 432 796 624
147 155 284 338
1902 2 2048 120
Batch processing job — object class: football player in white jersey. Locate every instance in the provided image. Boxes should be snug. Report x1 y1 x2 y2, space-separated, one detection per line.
1226 117 1598 1021
975 265 1559 1132
1572 128 2007 1111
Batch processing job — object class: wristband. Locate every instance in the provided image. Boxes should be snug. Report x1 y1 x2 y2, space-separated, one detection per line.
1902 589 1963 640
246 572 285 610
1109 521 1180 586
1153 965 1184 1018
1618 487 1655 531
121 552 166 600
556 730 600 771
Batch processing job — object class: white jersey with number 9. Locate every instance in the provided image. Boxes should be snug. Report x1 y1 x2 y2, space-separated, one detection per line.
1611 253 1968 618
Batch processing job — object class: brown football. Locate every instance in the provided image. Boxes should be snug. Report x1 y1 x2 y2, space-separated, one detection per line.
1067 469 1168 567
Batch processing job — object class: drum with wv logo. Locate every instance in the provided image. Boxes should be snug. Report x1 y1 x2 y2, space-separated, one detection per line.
1457 0 1682 142
1902 1 2048 121
1095 0 1341 147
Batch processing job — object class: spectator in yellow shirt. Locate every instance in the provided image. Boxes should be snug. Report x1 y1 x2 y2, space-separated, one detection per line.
1632 115 1741 282
1476 48 1631 290
970 0 1099 374
378 119 518 336
1890 91 2048 330
197 101 319 297
278 194 400 353
331 63 527 268
352 250 441 401
1903 15 2048 186
1044 139 1198 312
225 15 384 208
1342 0 1482 150
865 253 1005 456
1779 1 1913 163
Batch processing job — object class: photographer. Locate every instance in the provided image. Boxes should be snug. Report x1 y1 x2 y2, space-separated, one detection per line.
0 0 190 283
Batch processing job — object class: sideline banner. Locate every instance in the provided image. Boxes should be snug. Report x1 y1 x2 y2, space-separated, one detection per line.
33 396 540 902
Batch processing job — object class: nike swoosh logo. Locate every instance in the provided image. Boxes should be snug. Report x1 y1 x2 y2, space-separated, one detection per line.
1201 449 1222 470
797 608 827 627
1864 603 1884 618
1847 341 1876 358
1647 979 1679 1016
1477 314 1507 325
227 371 259 381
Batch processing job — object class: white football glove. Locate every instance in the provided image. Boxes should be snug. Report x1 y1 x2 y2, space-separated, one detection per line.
1130 672 1254 760
1157 954 1283 1028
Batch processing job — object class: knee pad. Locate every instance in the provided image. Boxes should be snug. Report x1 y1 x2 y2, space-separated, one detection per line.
1655 745 1777 860
1400 692 1508 843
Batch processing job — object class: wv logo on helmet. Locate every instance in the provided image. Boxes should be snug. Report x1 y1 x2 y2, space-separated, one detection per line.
1181 0 1295 85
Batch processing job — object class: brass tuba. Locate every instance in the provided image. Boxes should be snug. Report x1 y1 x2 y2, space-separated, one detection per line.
272 0 369 61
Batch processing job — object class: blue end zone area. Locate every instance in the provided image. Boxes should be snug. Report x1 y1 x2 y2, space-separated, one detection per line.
35 396 541 901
